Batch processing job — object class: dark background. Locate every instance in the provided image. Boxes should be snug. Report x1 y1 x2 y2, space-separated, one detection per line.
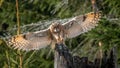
0 0 120 68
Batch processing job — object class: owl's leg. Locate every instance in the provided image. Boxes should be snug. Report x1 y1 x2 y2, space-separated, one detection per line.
50 41 56 49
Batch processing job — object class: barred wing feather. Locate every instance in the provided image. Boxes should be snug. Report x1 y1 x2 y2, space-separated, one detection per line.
7 29 51 51
63 12 101 38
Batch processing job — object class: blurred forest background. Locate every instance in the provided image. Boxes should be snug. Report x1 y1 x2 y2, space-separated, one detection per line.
0 0 120 68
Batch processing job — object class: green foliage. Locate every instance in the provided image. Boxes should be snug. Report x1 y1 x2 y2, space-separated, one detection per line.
0 0 120 68
104 0 120 17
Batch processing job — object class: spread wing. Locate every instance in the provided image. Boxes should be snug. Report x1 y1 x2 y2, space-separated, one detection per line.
7 29 52 51
62 12 101 38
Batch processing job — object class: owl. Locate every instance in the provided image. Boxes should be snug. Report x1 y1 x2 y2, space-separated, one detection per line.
7 12 101 51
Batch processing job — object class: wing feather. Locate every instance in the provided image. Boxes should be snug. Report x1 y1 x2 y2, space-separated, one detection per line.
7 29 52 51
63 12 101 38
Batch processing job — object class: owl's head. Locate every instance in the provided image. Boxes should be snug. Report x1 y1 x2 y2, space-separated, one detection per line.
49 22 63 33
49 22 64 41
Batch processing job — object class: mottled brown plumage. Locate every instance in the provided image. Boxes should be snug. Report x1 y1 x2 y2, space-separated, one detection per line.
7 12 101 51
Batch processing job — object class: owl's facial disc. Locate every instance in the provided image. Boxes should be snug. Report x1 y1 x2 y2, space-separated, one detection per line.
49 22 64 41
50 22 61 33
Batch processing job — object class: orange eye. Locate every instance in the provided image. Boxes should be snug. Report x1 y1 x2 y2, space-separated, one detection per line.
53 28 60 33
54 28 57 32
